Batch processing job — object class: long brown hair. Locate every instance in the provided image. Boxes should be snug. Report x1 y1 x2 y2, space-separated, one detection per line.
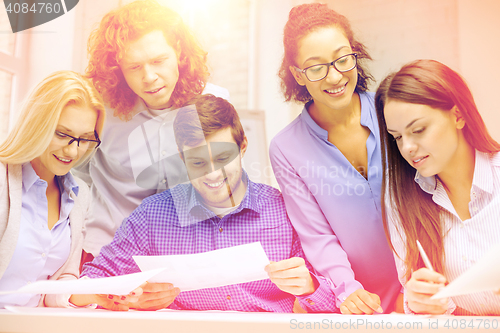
278 3 373 103
375 59 500 280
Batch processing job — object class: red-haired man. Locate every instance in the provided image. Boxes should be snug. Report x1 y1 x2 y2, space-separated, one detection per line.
76 0 229 265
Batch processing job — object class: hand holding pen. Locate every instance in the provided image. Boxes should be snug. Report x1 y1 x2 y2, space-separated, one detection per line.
404 241 449 314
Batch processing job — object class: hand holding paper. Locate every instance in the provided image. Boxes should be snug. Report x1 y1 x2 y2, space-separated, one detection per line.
133 242 270 292
72 282 181 311
69 286 143 311
0 268 165 296
265 257 315 296
127 282 180 311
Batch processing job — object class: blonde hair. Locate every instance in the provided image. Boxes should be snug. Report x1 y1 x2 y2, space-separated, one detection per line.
0 71 105 166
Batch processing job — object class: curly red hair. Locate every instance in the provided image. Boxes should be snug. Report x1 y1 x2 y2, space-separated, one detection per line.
86 0 209 120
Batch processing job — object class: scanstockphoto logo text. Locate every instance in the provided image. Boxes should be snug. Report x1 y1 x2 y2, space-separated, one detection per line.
290 318 424 330
290 318 499 330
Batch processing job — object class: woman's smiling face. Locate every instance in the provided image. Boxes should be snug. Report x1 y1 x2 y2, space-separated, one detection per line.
290 26 358 112
32 103 98 181
384 99 465 177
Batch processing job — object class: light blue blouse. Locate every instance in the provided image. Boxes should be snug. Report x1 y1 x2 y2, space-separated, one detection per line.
0 162 78 308
270 91 401 312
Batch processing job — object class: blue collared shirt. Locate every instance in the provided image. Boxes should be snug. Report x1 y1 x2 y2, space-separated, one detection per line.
0 163 78 308
269 91 401 312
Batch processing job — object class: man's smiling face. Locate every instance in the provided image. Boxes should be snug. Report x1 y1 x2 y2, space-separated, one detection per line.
182 127 248 208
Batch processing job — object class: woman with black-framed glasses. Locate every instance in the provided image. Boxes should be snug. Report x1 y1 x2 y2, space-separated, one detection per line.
269 3 402 315
0 71 106 308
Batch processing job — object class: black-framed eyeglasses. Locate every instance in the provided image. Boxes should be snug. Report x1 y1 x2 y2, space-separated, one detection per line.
54 130 101 149
294 53 358 82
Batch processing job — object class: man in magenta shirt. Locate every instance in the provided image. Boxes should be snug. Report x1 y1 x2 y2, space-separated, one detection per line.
78 95 337 312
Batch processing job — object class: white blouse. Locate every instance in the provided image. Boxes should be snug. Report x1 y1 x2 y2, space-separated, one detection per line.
388 150 500 315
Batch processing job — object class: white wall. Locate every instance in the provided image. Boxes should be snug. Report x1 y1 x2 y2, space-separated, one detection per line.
322 0 500 141
458 0 500 142
26 6 76 91
327 0 460 81
254 0 308 140
15 0 500 149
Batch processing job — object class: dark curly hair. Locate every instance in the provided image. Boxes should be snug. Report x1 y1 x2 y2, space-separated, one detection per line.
86 0 209 120
279 3 373 103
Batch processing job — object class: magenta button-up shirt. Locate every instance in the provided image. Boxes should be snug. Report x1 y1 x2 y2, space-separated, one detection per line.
82 177 337 313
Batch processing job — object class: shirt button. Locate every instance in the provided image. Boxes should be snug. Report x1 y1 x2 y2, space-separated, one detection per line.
342 296 346 301
462 256 467 261
27 281 31 285
219 227 223 233
161 179 167 184
161 151 166 156
460 224 464 229
226 295 231 300
41 253 46 258
472 207 478 212
306 298 315 305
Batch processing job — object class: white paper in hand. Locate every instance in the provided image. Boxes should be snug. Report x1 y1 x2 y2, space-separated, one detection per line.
0 268 165 296
432 242 500 299
133 242 270 291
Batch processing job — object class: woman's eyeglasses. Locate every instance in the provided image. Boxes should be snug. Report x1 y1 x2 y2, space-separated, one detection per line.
54 130 101 149
294 53 358 82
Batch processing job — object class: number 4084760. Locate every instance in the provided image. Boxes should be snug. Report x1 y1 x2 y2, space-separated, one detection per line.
443 319 499 329
5 2 62 14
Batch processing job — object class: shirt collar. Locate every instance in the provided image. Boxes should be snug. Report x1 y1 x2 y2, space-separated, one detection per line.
173 171 259 227
22 162 79 196
414 150 493 195
471 150 493 195
301 101 328 141
414 170 437 195
130 97 175 121
58 171 80 197
22 162 41 192
301 92 375 141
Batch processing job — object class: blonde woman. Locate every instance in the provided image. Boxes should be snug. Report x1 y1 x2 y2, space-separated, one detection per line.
0 71 107 308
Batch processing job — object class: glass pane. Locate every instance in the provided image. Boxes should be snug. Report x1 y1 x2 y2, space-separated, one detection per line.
0 70 13 143
0 2 16 55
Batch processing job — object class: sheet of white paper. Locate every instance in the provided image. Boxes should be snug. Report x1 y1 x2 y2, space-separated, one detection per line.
133 242 270 291
0 268 165 296
432 242 500 299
